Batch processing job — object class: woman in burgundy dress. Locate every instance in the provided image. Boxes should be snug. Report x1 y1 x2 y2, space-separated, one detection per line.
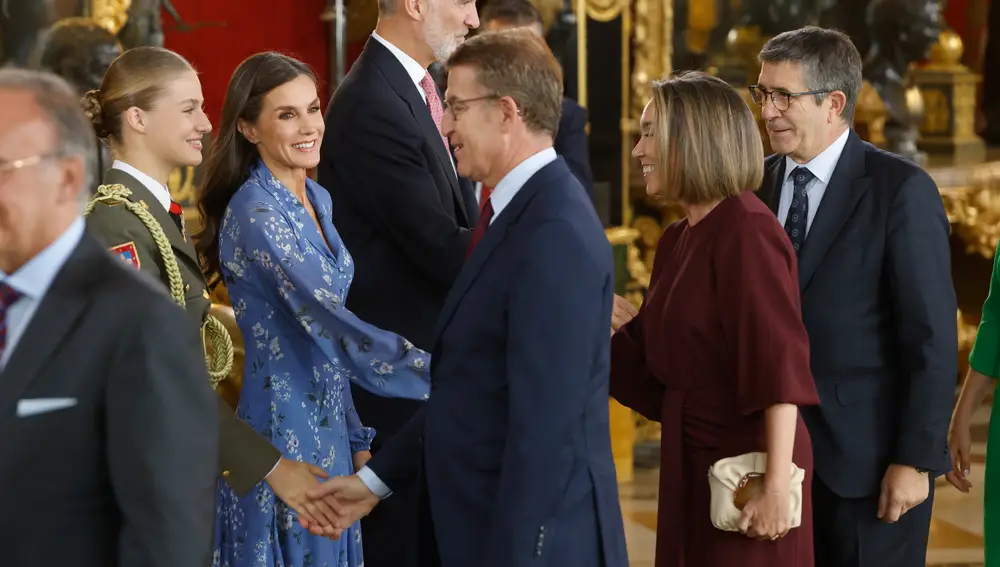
610 71 820 566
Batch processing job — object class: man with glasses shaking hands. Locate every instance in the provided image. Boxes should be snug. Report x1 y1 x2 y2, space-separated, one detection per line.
0 68 218 567
751 26 957 567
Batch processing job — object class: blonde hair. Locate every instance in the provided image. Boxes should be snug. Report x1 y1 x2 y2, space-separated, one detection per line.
651 71 764 204
81 46 194 141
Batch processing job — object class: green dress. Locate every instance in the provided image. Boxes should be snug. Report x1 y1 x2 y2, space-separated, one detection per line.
969 242 1000 566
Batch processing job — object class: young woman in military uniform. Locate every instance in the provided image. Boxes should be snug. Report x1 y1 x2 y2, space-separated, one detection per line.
81 46 339 528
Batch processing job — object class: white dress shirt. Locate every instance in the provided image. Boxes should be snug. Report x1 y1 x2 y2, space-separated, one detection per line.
486 148 557 223
356 147 559 499
371 32 428 103
370 32 456 178
112 160 173 213
776 128 850 235
0 217 85 370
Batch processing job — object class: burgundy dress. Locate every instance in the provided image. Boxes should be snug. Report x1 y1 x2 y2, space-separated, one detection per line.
611 191 820 567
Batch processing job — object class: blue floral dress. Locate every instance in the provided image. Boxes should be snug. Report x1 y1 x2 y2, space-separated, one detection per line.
212 160 431 567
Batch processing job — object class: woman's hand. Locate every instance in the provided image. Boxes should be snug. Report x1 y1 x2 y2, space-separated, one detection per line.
738 486 790 541
945 411 973 493
611 294 638 336
352 450 372 473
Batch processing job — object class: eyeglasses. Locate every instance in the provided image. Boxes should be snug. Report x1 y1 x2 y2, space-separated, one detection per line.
443 94 501 119
0 153 59 176
748 85 830 112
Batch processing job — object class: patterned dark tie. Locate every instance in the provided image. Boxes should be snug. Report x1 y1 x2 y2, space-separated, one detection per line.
0 281 21 362
465 198 494 259
784 167 815 254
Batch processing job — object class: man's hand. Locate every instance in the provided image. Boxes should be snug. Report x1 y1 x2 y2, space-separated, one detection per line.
300 474 380 539
878 464 930 523
611 294 638 335
353 450 372 473
265 458 339 528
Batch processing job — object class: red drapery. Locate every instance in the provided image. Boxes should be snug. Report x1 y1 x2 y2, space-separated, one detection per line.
163 0 330 125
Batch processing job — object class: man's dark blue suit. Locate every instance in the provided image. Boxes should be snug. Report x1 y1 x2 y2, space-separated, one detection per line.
367 157 628 567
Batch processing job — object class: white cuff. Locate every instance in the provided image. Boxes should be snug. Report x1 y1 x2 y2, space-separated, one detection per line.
264 457 281 480
357 465 393 500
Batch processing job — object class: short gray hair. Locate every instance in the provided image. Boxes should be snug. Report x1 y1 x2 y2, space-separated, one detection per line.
378 0 397 12
758 26 863 124
0 67 96 191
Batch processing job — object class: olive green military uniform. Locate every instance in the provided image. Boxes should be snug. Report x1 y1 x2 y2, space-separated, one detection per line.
86 167 279 496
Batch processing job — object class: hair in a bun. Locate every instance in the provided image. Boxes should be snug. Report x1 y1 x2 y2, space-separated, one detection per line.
81 89 109 138
82 47 194 142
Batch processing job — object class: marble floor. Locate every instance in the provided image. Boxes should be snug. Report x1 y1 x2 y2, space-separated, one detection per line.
618 401 991 567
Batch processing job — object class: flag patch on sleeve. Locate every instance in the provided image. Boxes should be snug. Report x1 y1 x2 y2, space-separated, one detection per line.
109 241 141 270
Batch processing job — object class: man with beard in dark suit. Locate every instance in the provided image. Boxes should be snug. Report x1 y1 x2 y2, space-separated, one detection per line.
316 1 479 566
0 69 217 567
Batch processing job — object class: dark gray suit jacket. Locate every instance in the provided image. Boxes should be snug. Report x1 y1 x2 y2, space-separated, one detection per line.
0 232 219 567
756 130 957 498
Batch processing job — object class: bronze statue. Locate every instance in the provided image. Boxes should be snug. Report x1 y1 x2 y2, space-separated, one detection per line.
118 0 223 49
37 18 122 95
741 0 822 37
862 0 940 164
0 0 55 67
35 17 123 193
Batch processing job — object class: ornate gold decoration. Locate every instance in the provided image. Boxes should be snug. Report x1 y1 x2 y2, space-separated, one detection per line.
685 0 717 54
586 0 626 22
91 0 131 35
708 25 767 87
938 160 1000 258
911 2 987 162
855 81 887 147
630 0 673 122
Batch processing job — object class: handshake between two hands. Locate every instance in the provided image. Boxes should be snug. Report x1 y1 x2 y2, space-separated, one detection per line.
265 451 381 540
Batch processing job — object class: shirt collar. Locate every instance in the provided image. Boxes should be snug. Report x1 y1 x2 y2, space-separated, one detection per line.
0 217 85 301
112 160 172 212
783 128 850 186
371 32 428 91
489 148 558 220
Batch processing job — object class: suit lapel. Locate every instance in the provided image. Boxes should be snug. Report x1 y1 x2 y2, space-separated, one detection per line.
0 237 99 423
432 159 563 342
759 157 785 215
104 168 201 267
797 131 871 292
365 38 468 226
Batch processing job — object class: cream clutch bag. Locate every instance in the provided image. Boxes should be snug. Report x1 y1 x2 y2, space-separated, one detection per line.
707 452 805 532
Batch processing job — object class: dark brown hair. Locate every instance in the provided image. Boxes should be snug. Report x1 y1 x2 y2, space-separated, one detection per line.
196 52 316 285
445 28 562 137
481 0 543 28
650 71 764 204
81 46 193 141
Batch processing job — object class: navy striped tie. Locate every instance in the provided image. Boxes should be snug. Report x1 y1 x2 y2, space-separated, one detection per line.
0 282 20 362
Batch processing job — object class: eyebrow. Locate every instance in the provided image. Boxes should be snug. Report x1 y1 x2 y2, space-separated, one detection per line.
180 98 202 106
274 99 322 112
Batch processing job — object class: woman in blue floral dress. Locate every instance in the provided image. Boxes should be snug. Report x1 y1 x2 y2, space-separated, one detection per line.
197 53 431 567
